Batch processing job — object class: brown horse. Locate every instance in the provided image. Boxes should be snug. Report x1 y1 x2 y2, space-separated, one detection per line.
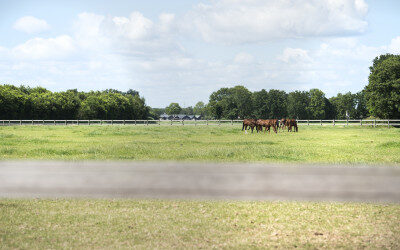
242 119 257 133
279 118 287 132
257 119 278 134
287 119 298 132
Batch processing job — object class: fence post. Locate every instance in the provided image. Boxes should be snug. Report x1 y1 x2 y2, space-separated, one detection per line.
42 120 44 125
54 120 56 125
159 119 161 125
135 120 137 125
170 119 172 125
146 120 148 126
360 119 362 126
182 120 184 126
346 119 348 127
307 120 309 126
206 120 208 125
65 120 67 125
374 119 376 127
219 120 221 126
9 120 10 126
77 120 79 125
231 120 233 125
333 119 335 126
320 120 322 126
111 120 113 125
20 120 22 125
388 120 390 128
32 120 34 125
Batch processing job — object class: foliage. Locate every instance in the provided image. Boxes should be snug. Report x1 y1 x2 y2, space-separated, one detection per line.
165 102 182 115
365 54 400 118
193 101 206 116
0 85 149 120
287 91 310 119
307 89 326 119
208 86 253 119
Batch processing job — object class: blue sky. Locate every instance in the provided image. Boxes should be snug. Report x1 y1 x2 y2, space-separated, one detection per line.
1 0 399 107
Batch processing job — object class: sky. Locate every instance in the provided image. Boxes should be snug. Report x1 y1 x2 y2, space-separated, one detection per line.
0 0 399 107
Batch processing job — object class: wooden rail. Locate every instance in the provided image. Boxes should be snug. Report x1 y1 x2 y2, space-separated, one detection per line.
0 119 399 126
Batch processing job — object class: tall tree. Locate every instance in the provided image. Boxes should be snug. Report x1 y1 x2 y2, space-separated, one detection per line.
208 85 253 119
193 101 206 116
266 89 287 118
365 54 400 118
307 89 326 119
252 89 269 118
287 91 310 119
329 92 356 119
165 103 182 115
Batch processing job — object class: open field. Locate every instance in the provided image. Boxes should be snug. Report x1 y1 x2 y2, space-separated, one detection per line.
0 125 400 163
1 125 400 248
1 199 399 249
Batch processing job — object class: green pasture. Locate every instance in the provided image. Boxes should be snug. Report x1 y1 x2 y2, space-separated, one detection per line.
1 125 400 248
0 125 399 163
1 199 399 249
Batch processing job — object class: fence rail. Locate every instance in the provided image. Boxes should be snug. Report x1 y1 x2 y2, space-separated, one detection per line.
0 119 399 127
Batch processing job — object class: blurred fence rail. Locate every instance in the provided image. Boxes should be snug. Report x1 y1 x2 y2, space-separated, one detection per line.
0 119 399 127
1 161 399 202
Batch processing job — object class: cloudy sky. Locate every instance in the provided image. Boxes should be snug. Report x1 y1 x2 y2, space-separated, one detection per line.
1 0 399 107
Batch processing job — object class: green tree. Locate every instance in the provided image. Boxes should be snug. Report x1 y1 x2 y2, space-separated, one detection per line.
252 89 269 118
181 106 194 115
208 85 253 119
365 54 400 118
308 89 326 119
266 89 287 118
354 90 369 118
329 92 356 119
287 91 310 119
193 101 206 116
165 103 182 115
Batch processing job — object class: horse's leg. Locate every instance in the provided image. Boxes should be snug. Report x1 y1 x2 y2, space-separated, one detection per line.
242 123 244 131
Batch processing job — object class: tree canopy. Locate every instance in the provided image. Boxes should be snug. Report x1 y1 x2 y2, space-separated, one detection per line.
365 54 400 118
0 85 149 120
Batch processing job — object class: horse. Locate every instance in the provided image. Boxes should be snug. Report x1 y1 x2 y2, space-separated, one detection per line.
287 119 298 132
279 118 287 132
242 119 257 133
257 119 278 134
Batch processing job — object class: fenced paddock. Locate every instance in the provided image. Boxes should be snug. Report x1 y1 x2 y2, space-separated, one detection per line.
1 119 400 127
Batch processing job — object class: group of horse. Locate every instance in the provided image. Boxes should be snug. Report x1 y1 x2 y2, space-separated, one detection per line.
242 118 298 134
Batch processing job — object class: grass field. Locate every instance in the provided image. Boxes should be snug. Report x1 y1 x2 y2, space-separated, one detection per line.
1 199 399 249
0 125 400 163
1 125 399 248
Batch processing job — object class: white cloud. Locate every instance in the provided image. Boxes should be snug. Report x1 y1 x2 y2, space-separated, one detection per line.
185 0 368 44
13 16 50 34
234 52 254 64
278 48 311 63
389 36 400 54
12 35 75 60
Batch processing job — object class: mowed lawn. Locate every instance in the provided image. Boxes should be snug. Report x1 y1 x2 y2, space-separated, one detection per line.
0 125 400 163
1 125 400 249
1 199 400 249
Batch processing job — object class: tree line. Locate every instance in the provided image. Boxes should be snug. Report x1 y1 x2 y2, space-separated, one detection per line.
157 87 368 120
1 54 399 120
156 53 399 120
0 86 149 120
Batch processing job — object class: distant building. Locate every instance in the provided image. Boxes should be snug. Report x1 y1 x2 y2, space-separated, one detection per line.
159 113 203 120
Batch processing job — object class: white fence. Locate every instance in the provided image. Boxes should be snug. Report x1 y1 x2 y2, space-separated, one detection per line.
0 119 400 127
